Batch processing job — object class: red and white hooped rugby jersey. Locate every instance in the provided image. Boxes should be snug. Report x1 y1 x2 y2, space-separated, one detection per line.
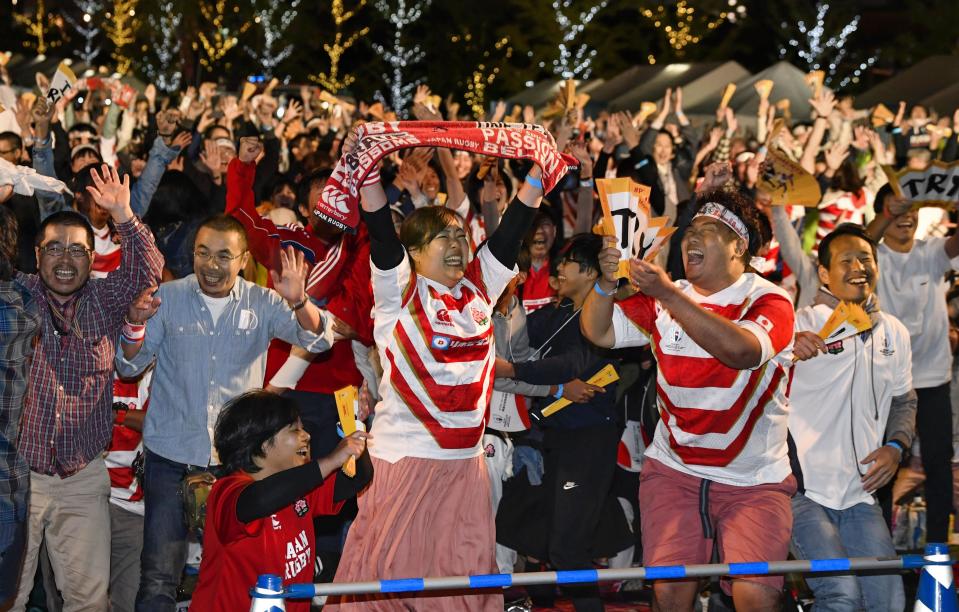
370 245 516 462
611 273 795 486
106 369 152 514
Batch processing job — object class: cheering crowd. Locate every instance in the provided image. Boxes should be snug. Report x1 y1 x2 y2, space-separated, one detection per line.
1 56 959 612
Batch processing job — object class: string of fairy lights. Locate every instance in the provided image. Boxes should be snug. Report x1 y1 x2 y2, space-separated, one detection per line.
8 0 883 109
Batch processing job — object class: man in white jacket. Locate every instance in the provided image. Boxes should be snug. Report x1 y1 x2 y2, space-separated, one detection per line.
790 223 916 611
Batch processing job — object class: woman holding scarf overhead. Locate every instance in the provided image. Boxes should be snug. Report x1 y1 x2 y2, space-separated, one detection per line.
325 127 550 611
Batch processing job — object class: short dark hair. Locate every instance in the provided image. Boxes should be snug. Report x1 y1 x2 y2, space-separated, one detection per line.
0 206 17 280
214 390 301 474
296 168 333 209
68 122 98 138
399 206 463 252
818 223 877 270
196 214 249 250
36 210 95 250
694 189 764 258
558 232 602 276
0 131 23 152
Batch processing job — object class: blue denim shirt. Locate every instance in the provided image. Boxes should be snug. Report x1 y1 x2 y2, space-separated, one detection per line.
114 274 335 466
32 135 180 219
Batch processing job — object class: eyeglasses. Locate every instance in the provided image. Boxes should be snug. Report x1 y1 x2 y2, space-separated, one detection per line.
193 250 244 266
39 244 92 259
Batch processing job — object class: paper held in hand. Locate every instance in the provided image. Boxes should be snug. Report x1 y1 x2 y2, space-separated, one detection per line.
792 301 872 363
45 62 78 106
754 79 774 100
719 83 737 110
596 177 677 277
334 386 359 477
758 148 822 207
882 161 959 210
541 364 620 417
805 70 825 97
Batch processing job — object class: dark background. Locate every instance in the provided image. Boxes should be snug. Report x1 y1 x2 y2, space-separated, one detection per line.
2 0 957 103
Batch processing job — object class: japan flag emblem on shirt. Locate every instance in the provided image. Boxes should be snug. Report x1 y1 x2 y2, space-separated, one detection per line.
755 314 774 333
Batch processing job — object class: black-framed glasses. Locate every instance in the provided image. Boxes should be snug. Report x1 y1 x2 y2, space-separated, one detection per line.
193 249 244 266
39 244 92 259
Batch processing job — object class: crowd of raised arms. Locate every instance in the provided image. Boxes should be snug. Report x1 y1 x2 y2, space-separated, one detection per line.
1 56 959 612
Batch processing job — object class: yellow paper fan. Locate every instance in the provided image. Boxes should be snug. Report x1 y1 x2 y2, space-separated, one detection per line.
805 71 825 97
720 83 737 109
754 79 774 100
871 103 894 128
759 148 822 207
817 302 872 342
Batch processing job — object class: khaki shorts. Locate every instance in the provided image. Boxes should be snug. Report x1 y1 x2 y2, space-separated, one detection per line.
639 457 796 593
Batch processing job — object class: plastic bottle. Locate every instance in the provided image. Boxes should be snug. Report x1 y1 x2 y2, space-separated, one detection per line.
249 574 285 612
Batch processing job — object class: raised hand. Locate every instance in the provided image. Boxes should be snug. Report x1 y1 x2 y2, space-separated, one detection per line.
238 136 263 164
824 141 849 172
602 118 622 153
723 106 738 136
144 84 157 110
86 164 133 222
568 141 594 178
673 87 684 116
156 109 181 139
698 161 732 194
491 100 507 123
413 83 430 106
523 105 536 124
411 101 440 121
269 246 309 305
657 87 673 121
127 285 161 324
171 131 193 151
616 112 640 149
809 89 837 119
199 139 223 180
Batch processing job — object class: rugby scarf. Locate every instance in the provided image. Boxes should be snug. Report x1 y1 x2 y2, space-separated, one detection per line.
315 121 579 232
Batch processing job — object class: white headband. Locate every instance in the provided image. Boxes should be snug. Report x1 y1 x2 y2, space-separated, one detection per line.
694 202 749 244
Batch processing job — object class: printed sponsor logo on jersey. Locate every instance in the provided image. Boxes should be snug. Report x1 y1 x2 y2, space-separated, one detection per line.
431 335 451 350
826 339 844 355
293 498 309 517
435 309 453 326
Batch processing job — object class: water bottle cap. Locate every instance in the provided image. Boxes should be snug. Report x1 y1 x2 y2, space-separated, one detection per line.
924 542 950 556
255 574 283 592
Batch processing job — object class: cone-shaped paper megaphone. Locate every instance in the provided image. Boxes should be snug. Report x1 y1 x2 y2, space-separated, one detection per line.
250 574 286 612
915 543 958 611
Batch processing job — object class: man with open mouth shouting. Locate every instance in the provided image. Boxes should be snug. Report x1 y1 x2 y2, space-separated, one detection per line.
11 165 164 610
582 162 797 611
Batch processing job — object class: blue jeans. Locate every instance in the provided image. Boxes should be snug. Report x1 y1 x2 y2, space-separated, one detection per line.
790 493 904 611
135 448 211 612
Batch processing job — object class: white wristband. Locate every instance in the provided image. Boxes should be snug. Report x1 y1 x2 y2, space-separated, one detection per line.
268 354 312 389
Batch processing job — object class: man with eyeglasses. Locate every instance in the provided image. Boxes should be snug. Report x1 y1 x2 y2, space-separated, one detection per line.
9 165 163 610
114 213 337 611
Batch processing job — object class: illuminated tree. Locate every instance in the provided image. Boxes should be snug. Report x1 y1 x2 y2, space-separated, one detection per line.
311 0 369 93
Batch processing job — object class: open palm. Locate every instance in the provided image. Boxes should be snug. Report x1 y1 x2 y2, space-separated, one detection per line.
86 164 131 214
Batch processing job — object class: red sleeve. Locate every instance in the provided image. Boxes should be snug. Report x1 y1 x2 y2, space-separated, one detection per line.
309 471 346 516
325 231 374 346
225 158 323 273
210 474 262 544
741 292 795 357
617 292 658 336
